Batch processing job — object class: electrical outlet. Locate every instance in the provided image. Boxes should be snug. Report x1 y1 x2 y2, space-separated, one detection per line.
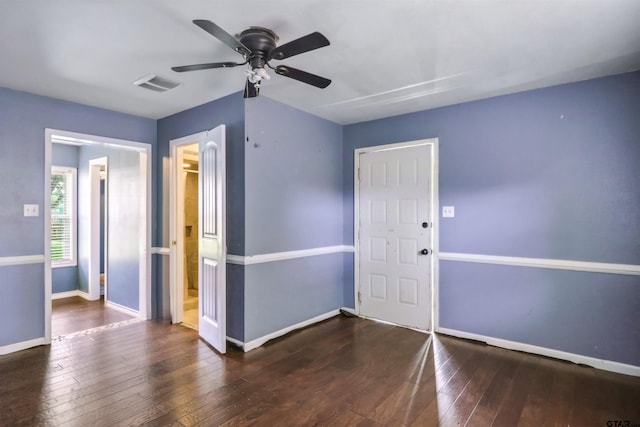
24 204 39 217
442 206 455 218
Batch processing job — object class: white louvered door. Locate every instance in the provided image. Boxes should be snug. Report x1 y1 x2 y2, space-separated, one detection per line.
198 125 226 353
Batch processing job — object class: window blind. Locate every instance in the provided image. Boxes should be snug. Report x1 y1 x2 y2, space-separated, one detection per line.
51 167 76 265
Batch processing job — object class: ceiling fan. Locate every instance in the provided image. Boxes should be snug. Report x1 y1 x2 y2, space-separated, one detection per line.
172 20 332 98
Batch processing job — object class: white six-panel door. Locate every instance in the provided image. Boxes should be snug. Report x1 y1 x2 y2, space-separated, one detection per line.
357 142 433 330
198 125 226 353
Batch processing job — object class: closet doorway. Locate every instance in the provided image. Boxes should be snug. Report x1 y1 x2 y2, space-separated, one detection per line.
170 142 200 328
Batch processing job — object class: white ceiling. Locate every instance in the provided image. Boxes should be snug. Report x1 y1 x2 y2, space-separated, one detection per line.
1 1 639 125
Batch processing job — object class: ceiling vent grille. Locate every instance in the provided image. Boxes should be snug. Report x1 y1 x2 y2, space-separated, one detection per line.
134 74 181 92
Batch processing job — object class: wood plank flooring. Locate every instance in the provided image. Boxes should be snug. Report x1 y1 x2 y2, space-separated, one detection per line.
52 296 134 336
1 314 639 426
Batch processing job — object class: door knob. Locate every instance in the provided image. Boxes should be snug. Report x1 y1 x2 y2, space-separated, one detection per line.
420 249 430 255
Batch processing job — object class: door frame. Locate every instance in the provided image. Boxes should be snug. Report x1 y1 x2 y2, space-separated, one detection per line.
88 157 108 301
353 138 440 331
169 133 202 325
44 129 152 343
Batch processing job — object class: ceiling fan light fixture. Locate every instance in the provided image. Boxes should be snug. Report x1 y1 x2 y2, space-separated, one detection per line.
255 67 270 80
246 67 270 84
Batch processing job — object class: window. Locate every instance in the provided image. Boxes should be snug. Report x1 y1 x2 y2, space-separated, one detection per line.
51 167 77 266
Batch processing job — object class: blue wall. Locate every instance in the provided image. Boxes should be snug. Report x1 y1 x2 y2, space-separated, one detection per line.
244 97 344 255
243 96 344 341
51 144 80 294
2 70 639 367
343 71 640 365
52 143 80 167
0 265 44 346
0 87 155 348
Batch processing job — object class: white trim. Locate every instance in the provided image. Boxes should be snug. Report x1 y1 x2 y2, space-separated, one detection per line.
353 138 440 331
226 245 354 266
0 337 47 356
45 131 52 343
105 300 140 318
431 140 440 331
439 252 640 276
225 255 243 264
151 247 171 255
139 149 152 320
339 307 357 316
51 290 81 300
0 255 45 267
60 290 94 301
437 327 640 377
49 290 94 301
89 157 107 301
233 309 340 352
226 336 244 348
50 131 151 151
78 291 93 300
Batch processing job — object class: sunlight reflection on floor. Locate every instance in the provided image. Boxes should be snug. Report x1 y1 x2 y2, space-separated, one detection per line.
182 308 198 330
402 334 433 425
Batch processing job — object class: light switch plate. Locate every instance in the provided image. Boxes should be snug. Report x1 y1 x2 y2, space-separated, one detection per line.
24 204 39 217
442 206 455 218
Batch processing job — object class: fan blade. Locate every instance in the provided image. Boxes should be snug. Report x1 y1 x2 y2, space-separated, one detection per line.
275 66 331 88
172 62 243 72
244 80 260 98
269 32 330 60
193 19 251 56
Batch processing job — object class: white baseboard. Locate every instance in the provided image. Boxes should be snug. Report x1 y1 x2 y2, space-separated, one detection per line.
105 301 140 318
0 337 47 355
226 336 244 349
437 327 640 377
231 309 341 352
51 290 96 301
339 307 357 316
77 291 95 301
51 290 81 300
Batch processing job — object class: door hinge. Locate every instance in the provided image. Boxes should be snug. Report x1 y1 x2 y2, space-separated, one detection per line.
357 291 362 304
357 168 360 181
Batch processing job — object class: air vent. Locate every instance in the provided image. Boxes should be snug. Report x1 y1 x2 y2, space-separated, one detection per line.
134 74 181 92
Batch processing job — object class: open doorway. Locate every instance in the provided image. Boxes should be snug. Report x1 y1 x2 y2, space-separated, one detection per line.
181 145 199 328
170 142 200 328
170 127 227 353
45 129 152 342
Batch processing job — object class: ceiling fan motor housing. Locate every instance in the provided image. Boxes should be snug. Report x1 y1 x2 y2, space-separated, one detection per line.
238 27 278 69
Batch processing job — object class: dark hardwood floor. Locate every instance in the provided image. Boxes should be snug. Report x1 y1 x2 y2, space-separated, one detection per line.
52 296 135 337
1 314 639 426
